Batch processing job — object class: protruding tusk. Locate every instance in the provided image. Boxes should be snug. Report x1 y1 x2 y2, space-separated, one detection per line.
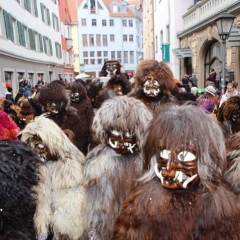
183 174 198 189
154 163 163 183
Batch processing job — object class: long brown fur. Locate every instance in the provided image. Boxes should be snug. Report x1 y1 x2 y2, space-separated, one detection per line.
129 60 177 111
113 103 240 240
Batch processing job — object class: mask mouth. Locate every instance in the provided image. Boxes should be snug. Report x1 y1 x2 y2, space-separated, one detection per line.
108 138 136 154
154 163 198 189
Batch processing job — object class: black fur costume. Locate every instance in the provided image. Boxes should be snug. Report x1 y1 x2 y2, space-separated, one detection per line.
113 104 240 240
0 140 39 239
37 80 87 154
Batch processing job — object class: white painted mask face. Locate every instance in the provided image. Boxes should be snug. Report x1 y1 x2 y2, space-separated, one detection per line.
108 129 137 155
154 146 199 190
143 76 160 97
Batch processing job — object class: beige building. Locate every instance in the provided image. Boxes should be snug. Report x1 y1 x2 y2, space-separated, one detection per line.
177 0 240 88
140 0 154 59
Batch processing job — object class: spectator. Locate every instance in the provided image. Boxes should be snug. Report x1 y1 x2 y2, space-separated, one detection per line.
23 83 32 98
5 87 14 104
37 77 44 86
0 110 20 140
208 68 216 83
219 81 239 108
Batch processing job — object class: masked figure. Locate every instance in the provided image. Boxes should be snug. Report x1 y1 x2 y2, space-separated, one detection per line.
83 95 152 240
112 104 240 240
224 132 240 197
68 80 94 155
37 80 85 153
217 95 240 140
129 60 177 111
0 140 39 239
95 73 132 109
21 115 86 240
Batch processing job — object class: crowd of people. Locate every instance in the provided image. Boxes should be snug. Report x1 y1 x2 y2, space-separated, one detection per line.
0 59 240 240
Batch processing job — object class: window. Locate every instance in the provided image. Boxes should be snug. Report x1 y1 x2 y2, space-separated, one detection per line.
129 34 133 42
111 51 115 59
110 34 115 42
83 51 88 57
42 36 52 55
17 21 26 47
103 51 108 57
90 51 95 57
124 51 128 64
122 20 127 27
109 19 114 26
81 18 86 26
117 51 121 63
55 42 62 58
92 19 97 26
39 34 43 52
155 35 158 52
3 10 14 42
35 32 39 51
130 51 134 64
112 4 118 12
120 3 126 12
102 20 106 26
82 34 88 46
102 35 108 46
96 34 101 46
160 30 163 49
97 51 101 57
137 35 140 47
123 35 127 42
90 0 96 14
84 59 88 65
97 59 102 64
90 59 95 64
52 13 59 31
89 34 94 46
129 20 133 27
28 28 36 50
24 0 31 12
40 3 51 26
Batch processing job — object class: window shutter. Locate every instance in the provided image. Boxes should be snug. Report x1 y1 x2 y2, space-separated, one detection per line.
39 34 43 52
56 18 59 31
49 39 53 55
3 10 10 39
52 13 55 29
43 36 47 54
7 13 14 41
55 42 58 57
28 28 32 49
34 0 38 17
59 44 62 58
40 3 44 22
17 21 22 45
47 8 51 26
21 23 26 47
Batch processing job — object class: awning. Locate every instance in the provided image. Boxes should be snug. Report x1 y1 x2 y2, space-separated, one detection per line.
227 27 240 47
172 48 192 59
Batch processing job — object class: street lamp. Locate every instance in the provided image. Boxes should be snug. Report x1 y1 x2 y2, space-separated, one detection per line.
215 12 236 95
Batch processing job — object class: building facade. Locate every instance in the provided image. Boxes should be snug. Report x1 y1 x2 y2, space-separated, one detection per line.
178 0 240 88
77 0 143 77
154 0 193 78
0 0 64 97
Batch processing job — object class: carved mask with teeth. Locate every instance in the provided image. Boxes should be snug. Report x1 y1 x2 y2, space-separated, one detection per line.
108 129 137 155
45 102 58 115
70 92 80 102
26 135 56 162
143 73 161 97
113 84 123 96
155 143 200 190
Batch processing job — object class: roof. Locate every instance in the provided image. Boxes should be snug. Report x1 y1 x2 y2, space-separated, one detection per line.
66 0 78 23
77 0 140 17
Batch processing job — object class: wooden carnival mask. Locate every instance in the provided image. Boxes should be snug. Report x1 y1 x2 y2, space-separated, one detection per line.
142 72 160 97
154 140 200 190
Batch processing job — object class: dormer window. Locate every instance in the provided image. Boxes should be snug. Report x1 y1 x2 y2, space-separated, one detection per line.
112 4 118 12
120 2 127 13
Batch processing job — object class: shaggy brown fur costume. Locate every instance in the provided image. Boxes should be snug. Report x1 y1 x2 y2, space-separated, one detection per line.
128 60 177 111
83 96 153 240
112 104 240 240
95 73 132 109
0 140 39 239
67 80 94 154
37 80 86 154
224 132 240 196
21 115 86 240
217 95 240 139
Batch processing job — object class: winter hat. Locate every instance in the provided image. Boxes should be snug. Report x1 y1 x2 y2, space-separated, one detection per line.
205 85 216 96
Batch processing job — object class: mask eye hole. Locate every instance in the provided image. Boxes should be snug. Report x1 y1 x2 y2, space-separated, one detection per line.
111 130 120 136
160 149 171 159
177 151 196 162
125 131 133 137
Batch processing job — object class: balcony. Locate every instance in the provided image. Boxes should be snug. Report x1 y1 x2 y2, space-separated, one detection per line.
182 0 238 31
